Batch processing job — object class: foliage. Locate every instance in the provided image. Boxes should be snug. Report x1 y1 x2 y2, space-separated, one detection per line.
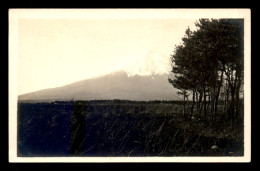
169 19 244 122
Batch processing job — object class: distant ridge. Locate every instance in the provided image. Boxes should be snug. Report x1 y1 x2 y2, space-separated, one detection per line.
18 71 179 102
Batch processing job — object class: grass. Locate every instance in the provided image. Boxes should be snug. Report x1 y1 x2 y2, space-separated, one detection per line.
17 100 244 157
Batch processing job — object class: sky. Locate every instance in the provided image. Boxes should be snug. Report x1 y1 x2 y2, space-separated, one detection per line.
18 18 198 95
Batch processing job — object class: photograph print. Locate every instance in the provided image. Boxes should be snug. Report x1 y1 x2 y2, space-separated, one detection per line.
8 9 251 162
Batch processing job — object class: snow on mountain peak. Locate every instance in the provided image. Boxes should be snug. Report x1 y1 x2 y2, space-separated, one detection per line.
122 51 171 77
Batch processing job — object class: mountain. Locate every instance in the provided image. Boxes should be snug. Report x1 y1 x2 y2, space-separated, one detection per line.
123 51 171 76
18 71 179 101
18 51 180 101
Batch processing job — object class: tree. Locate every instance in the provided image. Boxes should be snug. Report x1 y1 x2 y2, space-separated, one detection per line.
169 19 244 123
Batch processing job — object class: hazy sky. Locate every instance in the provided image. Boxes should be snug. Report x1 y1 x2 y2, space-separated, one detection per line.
18 18 198 95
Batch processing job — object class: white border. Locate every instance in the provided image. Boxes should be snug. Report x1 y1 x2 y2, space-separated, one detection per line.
8 8 251 163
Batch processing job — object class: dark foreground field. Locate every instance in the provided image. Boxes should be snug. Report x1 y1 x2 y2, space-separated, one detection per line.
17 100 243 157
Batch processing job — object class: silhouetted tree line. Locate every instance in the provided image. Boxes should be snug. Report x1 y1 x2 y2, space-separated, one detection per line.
169 19 244 124
50 100 183 105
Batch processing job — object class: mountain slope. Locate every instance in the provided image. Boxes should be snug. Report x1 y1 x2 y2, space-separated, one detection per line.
18 71 179 101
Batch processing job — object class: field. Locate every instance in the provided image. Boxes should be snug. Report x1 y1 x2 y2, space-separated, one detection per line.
17 100 244 157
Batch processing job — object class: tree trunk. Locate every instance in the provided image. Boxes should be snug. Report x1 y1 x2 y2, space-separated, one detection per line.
210 92 215 123
190 89 195 119
183 93 186 118
235 68 242 119
214 70 224 120
225 81 230 115
195 90 199 114
229 87 235 123
199 90 203 116
203 86 207 119
207 91 211 111
186 95 190 110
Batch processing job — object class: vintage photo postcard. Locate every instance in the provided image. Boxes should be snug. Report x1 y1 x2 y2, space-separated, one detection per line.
9 9 251 162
